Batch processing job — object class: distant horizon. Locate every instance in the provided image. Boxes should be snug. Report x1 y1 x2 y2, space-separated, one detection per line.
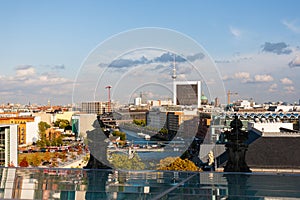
0 97 299 107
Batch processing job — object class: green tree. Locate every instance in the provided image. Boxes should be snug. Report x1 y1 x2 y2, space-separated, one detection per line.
110 153 145 170
37 121 50 148
133 119 146 127
54 119 70 129
112 131 126 141
50 136 63 146
159 128 168 135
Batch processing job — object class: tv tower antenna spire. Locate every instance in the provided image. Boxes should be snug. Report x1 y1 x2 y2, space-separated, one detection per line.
172 54 177 105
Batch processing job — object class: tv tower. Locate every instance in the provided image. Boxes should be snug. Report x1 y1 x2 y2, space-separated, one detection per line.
172 54 177 105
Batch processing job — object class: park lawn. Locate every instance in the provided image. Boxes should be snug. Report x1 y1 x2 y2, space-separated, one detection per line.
18 152 58 166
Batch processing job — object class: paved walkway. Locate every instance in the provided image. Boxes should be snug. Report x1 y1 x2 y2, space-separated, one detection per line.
61 153 88 168
62 159 85 168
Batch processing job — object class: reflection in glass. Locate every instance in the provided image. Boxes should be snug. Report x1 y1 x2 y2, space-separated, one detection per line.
0 167 299 199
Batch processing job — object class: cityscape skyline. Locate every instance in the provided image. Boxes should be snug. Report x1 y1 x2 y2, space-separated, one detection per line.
0 1 300 105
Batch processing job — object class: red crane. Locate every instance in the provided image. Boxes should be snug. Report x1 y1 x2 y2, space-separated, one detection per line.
105 86 112 113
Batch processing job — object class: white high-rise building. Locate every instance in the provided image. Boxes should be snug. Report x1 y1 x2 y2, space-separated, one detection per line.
134 97 142 106
173 81 201 108
0 124 18 167
26 116 41 145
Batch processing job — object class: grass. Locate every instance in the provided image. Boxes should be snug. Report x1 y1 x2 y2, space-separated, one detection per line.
18 152 57 166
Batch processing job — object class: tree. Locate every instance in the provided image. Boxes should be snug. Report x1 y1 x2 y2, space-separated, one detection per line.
37 121 50 148
112 131 126 141
133 119 146 127
157 157 177 169
159 128 168 135
54 119 70 129
19 157 29 167
39 121 50 133
110 153 145 170
31 153 42 167
158 157 201 171
43 152 51 162
51 136 63 146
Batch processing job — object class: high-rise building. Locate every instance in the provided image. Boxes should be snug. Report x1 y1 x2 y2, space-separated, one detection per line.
81 101 109 114
0 124 18 167
173 81 201 108
214 97 220 107
134 97 142 106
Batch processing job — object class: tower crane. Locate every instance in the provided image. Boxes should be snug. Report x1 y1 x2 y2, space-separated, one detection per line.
105 86 112 113
227 90 238 105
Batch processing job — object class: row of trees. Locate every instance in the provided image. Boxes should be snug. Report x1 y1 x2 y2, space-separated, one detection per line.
19 150 83 167
108 152 201 171
110 153 145 170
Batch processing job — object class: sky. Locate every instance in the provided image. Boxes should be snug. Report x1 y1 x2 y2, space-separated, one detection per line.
0 1 300 105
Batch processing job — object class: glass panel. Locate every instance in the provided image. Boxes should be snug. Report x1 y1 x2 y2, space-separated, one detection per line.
0 168 299 199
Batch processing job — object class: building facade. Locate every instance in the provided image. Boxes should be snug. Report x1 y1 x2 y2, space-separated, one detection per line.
81 102 109 114
71 114 97 139
0 116 35 145
0 124 18 167
174 81 201 108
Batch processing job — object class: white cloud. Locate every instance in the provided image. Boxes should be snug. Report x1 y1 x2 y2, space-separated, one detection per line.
234 72 250 79
212 42 300 103
280 77 293 85
229 26 241 38
284 86 295 93
15 66 35 77
254 74 273 82
233 72 253 83
282 19 300 33
0 65 73 104
268 83 277 92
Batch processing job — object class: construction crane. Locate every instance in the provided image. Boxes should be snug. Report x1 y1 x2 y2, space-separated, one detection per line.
105 86 112 113
227 90 238 105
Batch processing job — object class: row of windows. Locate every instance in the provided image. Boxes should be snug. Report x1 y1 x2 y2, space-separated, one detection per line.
10 121 27 124
0 130 4 166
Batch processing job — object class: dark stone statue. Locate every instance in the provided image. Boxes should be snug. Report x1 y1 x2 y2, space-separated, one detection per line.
224 115 251 172
84 115 112 169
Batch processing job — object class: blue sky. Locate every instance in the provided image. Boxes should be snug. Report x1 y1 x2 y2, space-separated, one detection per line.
0 1 300 105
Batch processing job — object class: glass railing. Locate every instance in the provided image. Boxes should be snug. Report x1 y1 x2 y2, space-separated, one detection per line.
0 167 300 199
